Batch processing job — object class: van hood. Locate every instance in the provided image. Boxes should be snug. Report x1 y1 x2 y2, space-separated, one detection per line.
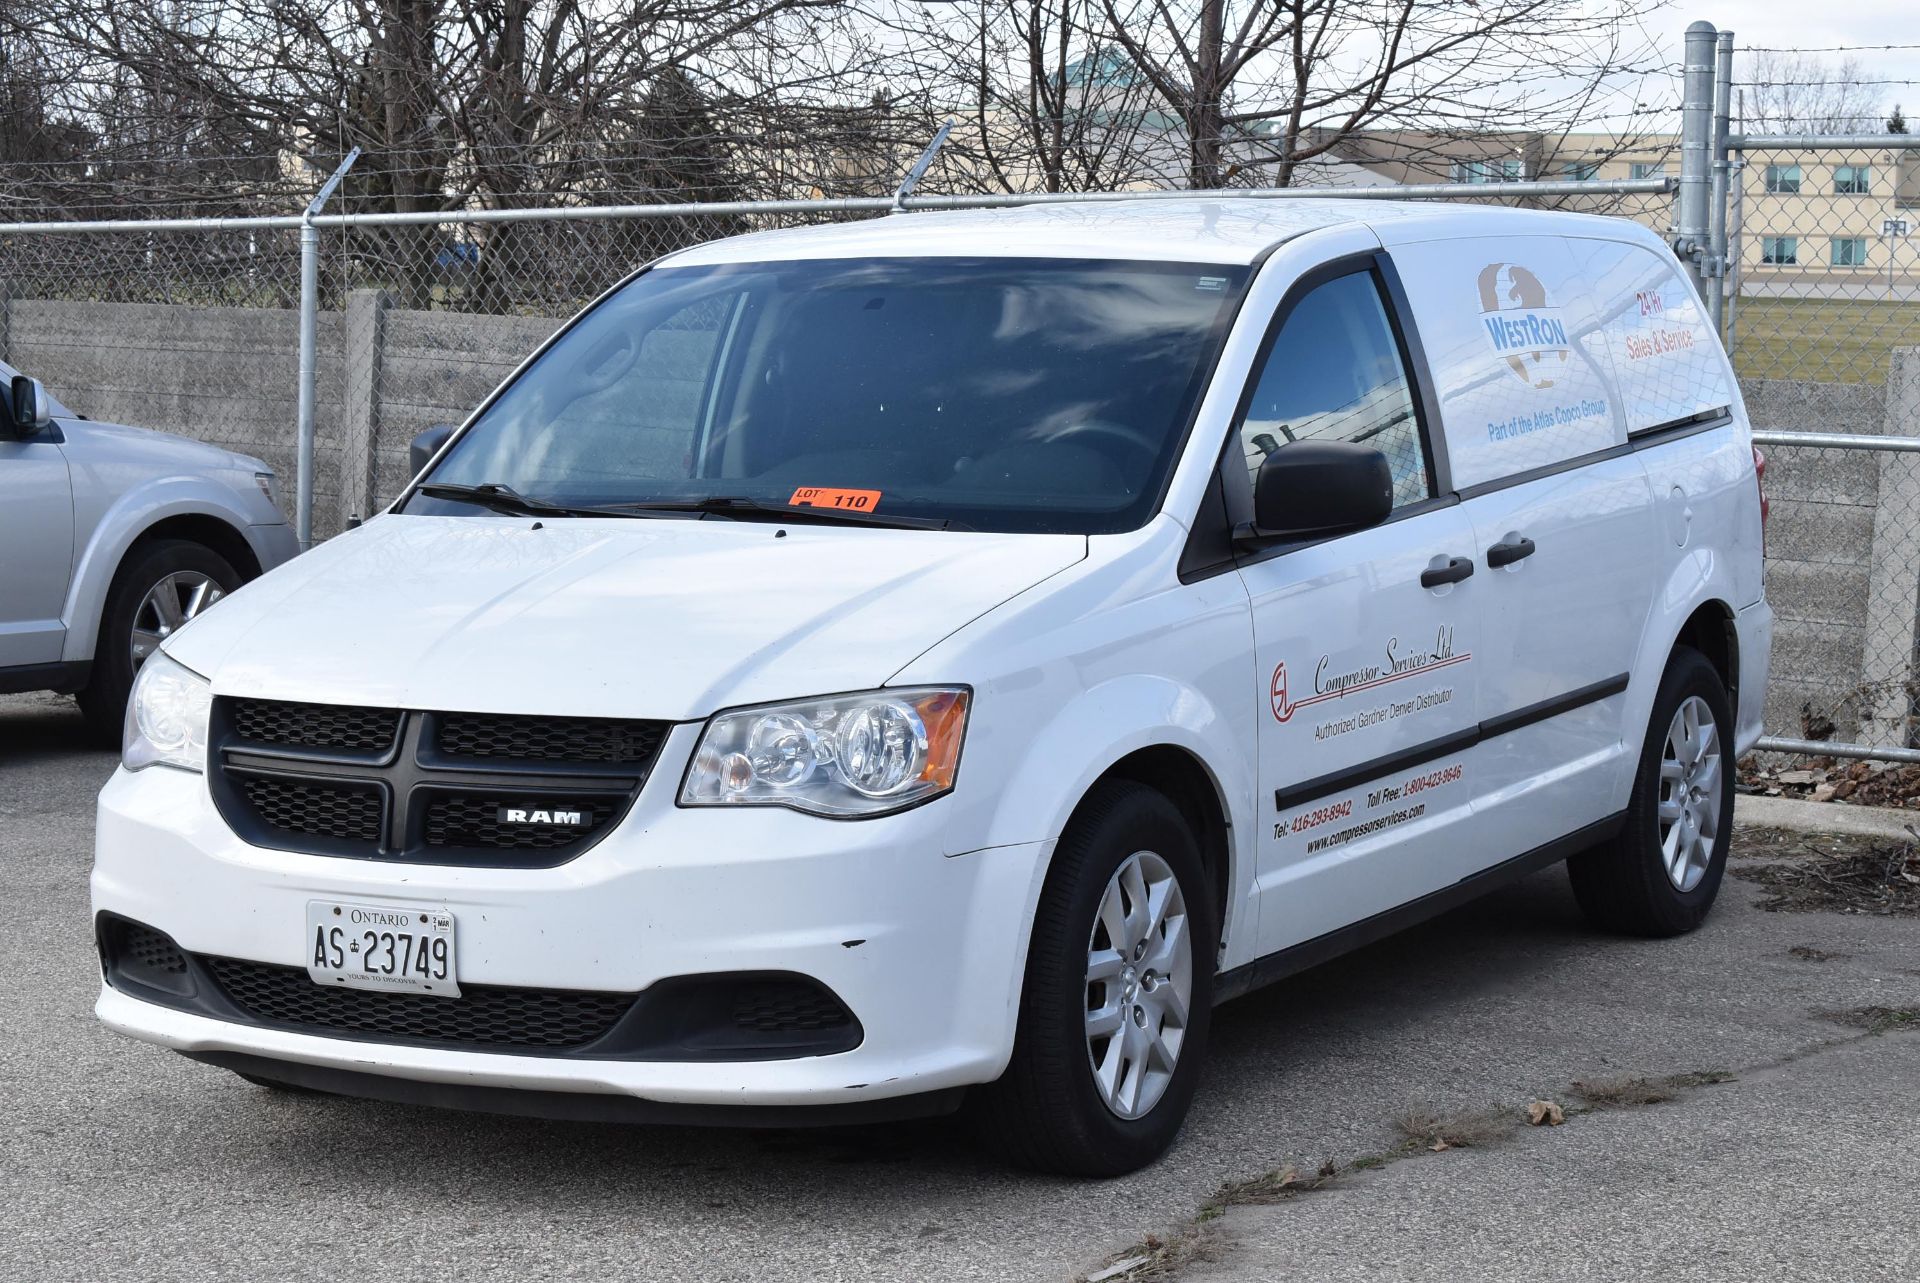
166 514 1085 719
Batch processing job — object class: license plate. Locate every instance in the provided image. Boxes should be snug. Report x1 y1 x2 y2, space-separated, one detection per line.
306 900 459 997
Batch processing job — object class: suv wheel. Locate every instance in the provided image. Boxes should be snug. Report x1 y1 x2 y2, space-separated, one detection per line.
1569 646 1734 936
78 539 240 745
975 779 1217 1176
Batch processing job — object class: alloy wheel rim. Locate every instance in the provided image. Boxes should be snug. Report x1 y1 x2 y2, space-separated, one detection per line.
1657 695 1722 892
1085 849 1192 1120
131 571 223 671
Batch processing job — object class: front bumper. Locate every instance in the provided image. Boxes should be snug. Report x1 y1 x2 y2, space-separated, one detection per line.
92 752 1047 1110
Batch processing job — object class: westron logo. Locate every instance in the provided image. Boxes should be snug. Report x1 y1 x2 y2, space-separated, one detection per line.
1477 262 1570 389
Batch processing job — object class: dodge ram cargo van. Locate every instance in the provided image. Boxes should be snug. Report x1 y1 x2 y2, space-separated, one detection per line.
92 199 1770 1175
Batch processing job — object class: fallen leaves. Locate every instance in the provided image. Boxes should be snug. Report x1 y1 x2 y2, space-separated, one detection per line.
1526 1099 1566 1127
1740 754 1920 808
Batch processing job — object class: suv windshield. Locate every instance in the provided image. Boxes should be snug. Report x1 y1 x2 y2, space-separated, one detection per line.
406 257 1249 534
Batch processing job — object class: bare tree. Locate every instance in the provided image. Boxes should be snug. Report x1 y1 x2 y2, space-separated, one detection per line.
6 0 879 304
1741 53 1885 135
862 0 1171 195
962 0 1165 192
1085 0 1664 189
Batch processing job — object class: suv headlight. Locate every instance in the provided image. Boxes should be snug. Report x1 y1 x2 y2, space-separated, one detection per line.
680 688 969 818
124 651 213 772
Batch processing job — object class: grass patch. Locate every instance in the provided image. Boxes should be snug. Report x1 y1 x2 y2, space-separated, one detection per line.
1572 1070 1736 1110
1209 1159 1340 1208
1395 1103 1521 1152
1731 296 1920 385
1730 831 1920 917
1820 1005 1920 1035
1081 1228 1218 1283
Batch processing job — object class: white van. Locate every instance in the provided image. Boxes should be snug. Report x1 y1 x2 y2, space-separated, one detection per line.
92 199 1770 1175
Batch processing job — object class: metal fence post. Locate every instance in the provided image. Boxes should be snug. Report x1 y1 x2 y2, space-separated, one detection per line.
294 149 360 550
1706 29 1734 334
1675 20 1717 300
293 219 321 549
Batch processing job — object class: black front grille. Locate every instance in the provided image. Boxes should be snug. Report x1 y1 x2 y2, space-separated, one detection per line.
422 794 618 851
732 980 856 1035
202 956 635 1049
241 775 384 844
439 713 666 764
210 699 669 867
120 920 188 976
99 914 865 1062
231 698 400 752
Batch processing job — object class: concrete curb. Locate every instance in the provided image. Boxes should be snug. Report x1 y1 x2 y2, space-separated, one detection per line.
1735 792 1918 840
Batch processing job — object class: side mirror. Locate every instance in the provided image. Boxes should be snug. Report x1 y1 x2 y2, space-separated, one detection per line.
409 423 458 477
9 375 53 437
1244 439 1394 541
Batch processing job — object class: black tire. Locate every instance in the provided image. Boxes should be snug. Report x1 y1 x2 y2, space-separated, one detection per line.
78 539 241 746
973 779 1218 1176
1569 646 1735 937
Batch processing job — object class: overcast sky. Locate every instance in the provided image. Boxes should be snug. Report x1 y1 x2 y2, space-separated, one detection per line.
1637 4 1920 130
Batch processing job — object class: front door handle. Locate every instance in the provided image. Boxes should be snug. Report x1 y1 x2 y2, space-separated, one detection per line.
1420 555 1475 588
1487 536 1537 568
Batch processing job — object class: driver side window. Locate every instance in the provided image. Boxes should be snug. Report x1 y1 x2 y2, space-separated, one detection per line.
1238 270 1431 508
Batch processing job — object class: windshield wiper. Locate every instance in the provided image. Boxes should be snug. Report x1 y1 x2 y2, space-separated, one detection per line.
601 496 955 530
415 482 665 520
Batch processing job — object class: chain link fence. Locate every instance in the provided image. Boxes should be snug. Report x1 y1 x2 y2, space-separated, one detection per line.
1718 124 1920 766
1726 143 1920 387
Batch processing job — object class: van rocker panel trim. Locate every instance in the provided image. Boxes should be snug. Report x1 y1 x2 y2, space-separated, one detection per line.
1273 672 1629 812
1215 810 1625 1004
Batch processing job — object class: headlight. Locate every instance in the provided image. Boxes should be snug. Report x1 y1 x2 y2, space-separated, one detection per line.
123 651 213 772
253 471 280 512
680 687 969 818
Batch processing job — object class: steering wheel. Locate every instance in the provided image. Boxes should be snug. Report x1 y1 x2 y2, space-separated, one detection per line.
570 327 638 397
1048 419 1162 465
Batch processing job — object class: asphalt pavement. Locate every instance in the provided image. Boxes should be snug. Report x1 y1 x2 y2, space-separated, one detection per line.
2 690 1915 1283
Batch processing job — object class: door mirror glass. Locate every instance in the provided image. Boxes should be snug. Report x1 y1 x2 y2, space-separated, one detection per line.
1247 439 1394 540
409 423 458 478
9 375 53 436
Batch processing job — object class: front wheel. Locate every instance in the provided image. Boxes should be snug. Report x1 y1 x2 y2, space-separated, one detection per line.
1569 646 1734 936
974 780 1218 1176
78 539 240 745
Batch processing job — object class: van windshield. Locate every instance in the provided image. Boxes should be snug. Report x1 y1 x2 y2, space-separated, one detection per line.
406 257 1249 534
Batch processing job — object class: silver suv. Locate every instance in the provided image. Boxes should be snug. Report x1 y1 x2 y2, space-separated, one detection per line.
0 363 296 740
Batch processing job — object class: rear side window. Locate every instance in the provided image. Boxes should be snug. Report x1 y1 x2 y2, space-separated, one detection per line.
1237 271 1430 508
1386 235 1619 490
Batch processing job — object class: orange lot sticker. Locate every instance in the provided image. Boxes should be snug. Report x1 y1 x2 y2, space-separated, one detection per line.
788 486 882 512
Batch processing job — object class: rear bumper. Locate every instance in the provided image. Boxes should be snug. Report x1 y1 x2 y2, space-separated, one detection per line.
248 521 300 572
1734 598 1773 755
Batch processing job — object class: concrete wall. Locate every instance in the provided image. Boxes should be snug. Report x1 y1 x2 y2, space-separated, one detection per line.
1744 352 1920 748
0 293 556 540
5 299 347 526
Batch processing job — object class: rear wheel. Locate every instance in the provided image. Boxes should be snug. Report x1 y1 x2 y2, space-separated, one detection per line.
974 779 1217 1176
78 539 239 745
1569 646 1734 936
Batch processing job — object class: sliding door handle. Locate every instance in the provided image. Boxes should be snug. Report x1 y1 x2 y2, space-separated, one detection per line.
1420 556 1475 588
1487 536 1537 568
